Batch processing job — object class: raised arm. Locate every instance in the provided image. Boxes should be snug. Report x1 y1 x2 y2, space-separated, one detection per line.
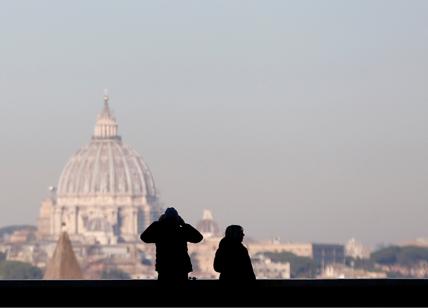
182 223 203 243
140 221 160 243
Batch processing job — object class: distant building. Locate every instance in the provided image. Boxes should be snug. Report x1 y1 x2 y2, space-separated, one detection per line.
312 243 345 270
8 228 36 244
345 238 371 259
318 264 386 279
248 241 345 273
5 244 35 264
247 241 313 257
37 94 162 245
252 254 290 279
188 210 222 278
196 209 220 239
188 236 220 279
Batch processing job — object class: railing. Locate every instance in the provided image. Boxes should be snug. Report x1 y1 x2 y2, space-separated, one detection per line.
0 279 426 306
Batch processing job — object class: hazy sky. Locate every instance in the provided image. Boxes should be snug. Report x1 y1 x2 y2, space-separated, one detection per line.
0 0 427 247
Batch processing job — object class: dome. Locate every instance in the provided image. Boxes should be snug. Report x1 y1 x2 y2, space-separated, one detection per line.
57 140 156 198
57 95 157 200
196 209 220 238
38 93 161 244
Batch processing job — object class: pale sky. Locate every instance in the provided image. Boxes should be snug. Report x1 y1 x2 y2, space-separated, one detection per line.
0 0 427 247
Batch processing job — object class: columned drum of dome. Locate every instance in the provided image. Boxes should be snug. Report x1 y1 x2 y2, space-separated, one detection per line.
37 94 161 245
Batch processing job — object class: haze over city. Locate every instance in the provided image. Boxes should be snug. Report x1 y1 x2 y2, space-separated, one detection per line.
1 0 428 247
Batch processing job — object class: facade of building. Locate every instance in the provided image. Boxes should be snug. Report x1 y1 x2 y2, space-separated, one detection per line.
318 264 386 279
251 254 291 279
312 243 345 269
247 241 313 258
37 94 162 245
345 238 371 259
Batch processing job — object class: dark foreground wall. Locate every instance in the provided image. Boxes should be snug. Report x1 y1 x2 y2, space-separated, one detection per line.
0 279 427 306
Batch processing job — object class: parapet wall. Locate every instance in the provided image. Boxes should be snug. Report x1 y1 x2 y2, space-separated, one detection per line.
0 279 426 306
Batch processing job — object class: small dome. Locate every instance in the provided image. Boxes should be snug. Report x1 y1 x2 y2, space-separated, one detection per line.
196 209 220 238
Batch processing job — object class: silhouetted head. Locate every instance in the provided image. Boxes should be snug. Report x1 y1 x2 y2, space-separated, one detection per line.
225 225 244 242
160 207 180 224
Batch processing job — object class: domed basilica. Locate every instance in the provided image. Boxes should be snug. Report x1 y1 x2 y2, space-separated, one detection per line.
37 94 162 245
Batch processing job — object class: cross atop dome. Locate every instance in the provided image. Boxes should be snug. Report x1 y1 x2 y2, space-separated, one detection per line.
103 88 109 105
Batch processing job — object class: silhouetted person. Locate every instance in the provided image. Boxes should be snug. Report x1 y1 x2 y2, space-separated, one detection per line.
214 225 256 281
140 207 203 282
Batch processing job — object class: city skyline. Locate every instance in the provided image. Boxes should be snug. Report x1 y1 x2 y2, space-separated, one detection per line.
1 1 428 247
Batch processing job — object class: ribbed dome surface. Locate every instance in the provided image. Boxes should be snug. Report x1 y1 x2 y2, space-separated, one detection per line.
57 140 156 198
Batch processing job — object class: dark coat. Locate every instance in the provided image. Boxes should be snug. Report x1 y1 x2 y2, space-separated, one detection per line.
140 220 203 275
213 238 256 280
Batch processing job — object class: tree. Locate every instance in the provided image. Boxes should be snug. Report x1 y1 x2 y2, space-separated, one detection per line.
397 246 428 266
0 261 42 279
370 245 428 266
0 252 6 262
370 246 400 264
